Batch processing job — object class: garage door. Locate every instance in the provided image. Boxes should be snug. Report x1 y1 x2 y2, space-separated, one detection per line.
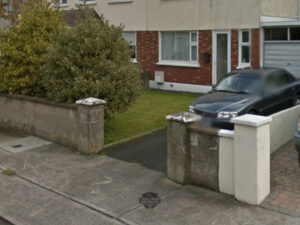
264 42 300 78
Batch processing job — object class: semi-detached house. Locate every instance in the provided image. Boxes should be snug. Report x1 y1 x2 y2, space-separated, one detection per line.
61 0 300 93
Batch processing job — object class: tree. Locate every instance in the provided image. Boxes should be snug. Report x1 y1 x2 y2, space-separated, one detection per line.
0 0 66 96
43 8 142 117
0 0 22 24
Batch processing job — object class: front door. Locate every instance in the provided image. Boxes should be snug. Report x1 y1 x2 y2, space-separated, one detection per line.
213 31 231 85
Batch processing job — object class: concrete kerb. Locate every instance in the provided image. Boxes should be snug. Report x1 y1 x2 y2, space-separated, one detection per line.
103 127 166 150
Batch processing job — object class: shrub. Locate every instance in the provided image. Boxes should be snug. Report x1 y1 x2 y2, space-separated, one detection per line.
0 0 66 96
43 8 142 118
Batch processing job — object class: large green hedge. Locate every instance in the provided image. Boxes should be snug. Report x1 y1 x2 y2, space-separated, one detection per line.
0 0 66 96
43 9 142 117
0 2 142 118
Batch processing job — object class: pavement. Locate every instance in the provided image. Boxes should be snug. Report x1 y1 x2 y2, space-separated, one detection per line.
0 129 299 225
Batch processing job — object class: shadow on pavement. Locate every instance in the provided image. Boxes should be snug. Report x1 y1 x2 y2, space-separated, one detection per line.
105 129 167 173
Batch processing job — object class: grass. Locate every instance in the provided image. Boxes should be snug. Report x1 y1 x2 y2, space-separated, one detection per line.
2 168 16 176
104 89 199 145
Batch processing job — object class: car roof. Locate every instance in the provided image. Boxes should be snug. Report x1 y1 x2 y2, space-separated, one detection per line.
230 68 292 77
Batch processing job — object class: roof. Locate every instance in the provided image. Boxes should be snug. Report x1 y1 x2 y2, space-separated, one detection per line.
63 9 100 27
0 18 11 29
231 68 289 76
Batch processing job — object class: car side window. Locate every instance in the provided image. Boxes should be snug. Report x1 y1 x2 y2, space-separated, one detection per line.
276 72 292 87
264 74 278 94
264 71 292 95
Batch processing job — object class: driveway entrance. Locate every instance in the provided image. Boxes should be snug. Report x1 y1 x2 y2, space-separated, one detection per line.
262 141 300 217
106 129 167 173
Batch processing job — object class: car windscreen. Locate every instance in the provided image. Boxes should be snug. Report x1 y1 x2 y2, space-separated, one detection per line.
215 73 262 94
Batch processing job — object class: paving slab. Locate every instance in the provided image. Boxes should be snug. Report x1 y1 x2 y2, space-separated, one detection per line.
0 136 51 154
123 185 300 225
262 141 300 217
0 173 124 225
0 144 180 217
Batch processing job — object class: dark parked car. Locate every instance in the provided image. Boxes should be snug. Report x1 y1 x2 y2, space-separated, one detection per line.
294 117 300 165
189 68 300 130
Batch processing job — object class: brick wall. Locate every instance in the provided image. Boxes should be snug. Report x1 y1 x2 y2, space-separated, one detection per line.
251 29 260 69
231 30 239 70
137 31 213 86
137 29 261 87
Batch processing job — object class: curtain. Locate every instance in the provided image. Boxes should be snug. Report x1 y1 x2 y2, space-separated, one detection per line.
161 32 190 61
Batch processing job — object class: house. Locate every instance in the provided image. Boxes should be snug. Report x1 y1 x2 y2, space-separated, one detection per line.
60 0 300 93
0 18 11 29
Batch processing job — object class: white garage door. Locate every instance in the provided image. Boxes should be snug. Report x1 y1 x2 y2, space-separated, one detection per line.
264 42 300 78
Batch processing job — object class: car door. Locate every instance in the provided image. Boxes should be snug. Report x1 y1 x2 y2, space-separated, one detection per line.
259 71 294 115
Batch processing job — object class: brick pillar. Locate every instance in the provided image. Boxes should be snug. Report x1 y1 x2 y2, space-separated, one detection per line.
76 98 106 154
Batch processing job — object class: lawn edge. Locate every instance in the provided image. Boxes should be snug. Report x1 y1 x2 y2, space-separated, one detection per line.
103 126 166 150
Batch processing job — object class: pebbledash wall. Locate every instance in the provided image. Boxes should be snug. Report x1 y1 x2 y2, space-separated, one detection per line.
167 105 300 205
136 29 260 93
0 94 105 155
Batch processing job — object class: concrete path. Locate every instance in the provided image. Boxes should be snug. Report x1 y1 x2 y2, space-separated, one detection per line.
0 130 299 225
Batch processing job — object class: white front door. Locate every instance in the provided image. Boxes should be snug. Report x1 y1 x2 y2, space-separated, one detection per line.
212 31 231 85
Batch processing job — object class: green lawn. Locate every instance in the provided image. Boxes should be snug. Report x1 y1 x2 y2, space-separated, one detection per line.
104 89 199 145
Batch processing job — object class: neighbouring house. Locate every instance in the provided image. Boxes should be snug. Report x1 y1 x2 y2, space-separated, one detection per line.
0 18 10 29
63 8 100 27
60 0 300 93
0 0 23 20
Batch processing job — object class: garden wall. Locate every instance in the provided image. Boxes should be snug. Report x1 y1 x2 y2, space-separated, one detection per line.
0 94 105 154
167 106 300 205
270 105 300 154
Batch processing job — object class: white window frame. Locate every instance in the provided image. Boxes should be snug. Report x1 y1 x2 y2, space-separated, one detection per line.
264 27 300 43
122 31 137 63
238 30 251 68
158 31 200 68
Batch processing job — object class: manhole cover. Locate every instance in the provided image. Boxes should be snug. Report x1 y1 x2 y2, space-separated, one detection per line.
0 136 51 153
12 144 23 148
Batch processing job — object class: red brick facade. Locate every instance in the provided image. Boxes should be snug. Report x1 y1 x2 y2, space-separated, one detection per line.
137 29 260 86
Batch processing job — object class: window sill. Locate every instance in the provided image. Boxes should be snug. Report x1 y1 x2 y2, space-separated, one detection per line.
60 4 69 8
109 0 133 4
156 61 200 68
131 59 138 64
236 64 251 70
78 1 97 6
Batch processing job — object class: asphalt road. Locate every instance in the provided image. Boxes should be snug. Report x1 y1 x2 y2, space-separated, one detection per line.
106 129 167 173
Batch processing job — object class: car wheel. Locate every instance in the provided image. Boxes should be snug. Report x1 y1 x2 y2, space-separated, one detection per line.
294 95 300 106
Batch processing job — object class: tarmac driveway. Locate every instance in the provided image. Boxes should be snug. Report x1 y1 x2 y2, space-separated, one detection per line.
105 129 167 173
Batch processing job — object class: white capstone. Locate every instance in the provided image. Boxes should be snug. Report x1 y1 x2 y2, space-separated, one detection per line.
76 97 106 106
218 129 234 138
166 112 202 123
231 114 272 127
